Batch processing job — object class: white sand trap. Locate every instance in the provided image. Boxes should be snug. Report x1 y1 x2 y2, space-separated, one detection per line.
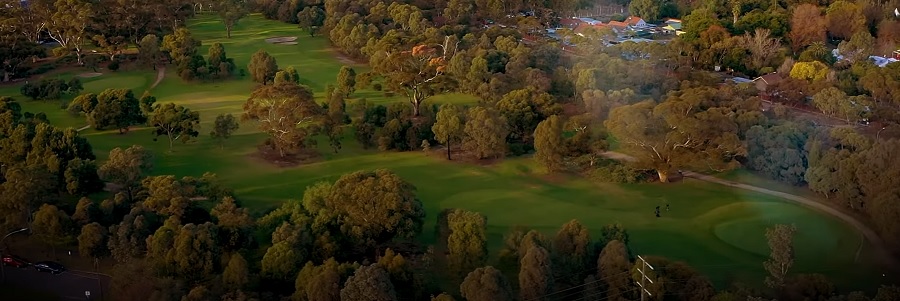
276 41 298 45
78 72 103 78
265 36 298 44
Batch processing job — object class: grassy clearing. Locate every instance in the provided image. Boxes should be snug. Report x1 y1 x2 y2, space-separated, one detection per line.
0 14 889 292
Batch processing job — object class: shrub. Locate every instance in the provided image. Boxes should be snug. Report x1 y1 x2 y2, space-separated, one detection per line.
20 78 73 100
587 160 651 183
372 83 383 91
107 60 120 71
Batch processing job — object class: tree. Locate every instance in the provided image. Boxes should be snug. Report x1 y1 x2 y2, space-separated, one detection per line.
218 0 247 39
597 240 632 301
248 50 278 84
107 207 151 263
322 169 425 249
223 253 249 289
744 123 809 186
207 43 235 78
739 28 781 72
552 219 593 286
32 204 73 256
432 104 464 160
297 5 325 36
519 246 553 301
496 89 559 142
371 41 455 116
242 81 321 158
64 158 103 196
70 89 144 133
463 106 509 159
162 28 201 68
140 92 157 117
99 145 152 201
339 264 397 301
138 34 162 69
764 224 796 288
210 113 240 148
46 0 93 64
629 0 661 22
812 87 872 123
605 90 745 183
789 4 826 53
534 115 565 172
262 240 303 281
150 103 201 150
77 222 107 263
856 140 900 241
211 196 254 251
826 1 866 40
72 197 97 226
838 30 875 63
460 266 514 301
447 210 488 277
337 66 357 97
789 61 830 82
172 222 219 281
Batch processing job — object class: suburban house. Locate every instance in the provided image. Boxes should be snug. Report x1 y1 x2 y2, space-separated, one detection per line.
560 18 585 29
752 72 783 93
662 18 685 35
624 16 648 28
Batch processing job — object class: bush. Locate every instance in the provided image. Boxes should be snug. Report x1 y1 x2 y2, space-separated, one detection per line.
107 60 120 71
238 68 246 77
372 83 382 91
587 160 651 183
26 64 56 76
20 78 73 100
179 69 195 81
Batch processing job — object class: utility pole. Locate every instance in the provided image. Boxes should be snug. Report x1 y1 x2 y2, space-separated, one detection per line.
635 255 654 301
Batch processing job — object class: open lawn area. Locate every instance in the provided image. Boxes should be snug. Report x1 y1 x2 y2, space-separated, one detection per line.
0 14 891 293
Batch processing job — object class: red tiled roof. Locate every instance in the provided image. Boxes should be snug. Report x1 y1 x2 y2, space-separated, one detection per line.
574 23 608 34
561 18 584 27
608 21 628 28
754 73 783 85
624 16 643 26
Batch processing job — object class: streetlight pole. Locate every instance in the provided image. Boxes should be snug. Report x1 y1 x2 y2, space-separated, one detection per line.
877 127 887 140
1 228 29 283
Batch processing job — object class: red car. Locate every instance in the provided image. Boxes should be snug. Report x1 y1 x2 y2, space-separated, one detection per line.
2 254 30 268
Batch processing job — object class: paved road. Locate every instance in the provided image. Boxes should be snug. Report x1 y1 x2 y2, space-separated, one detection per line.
600 151 897 267
1 265 109 300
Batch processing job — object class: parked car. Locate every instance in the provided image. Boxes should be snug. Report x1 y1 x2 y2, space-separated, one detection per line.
2 254 30 268
33 261 66 274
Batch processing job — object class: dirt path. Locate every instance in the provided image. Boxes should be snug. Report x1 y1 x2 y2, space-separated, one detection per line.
600 151 896 267
76 125 90 132
148 66 166 91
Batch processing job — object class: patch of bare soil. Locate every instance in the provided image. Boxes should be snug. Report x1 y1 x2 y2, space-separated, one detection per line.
329 48 366 65
252 145 320 167
264 36 298 44
77 72 103 78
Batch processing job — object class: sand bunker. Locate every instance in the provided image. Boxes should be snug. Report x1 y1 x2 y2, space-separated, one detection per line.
78 72 103 78
265 36 298 45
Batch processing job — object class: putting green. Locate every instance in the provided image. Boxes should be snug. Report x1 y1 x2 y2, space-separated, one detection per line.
83 75 148 93
712 204 844 258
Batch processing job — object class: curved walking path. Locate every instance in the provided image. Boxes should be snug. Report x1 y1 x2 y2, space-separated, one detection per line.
601 151 897 267
147 66 166 91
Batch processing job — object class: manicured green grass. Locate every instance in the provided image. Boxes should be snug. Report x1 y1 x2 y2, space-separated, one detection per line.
0 14 890 293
